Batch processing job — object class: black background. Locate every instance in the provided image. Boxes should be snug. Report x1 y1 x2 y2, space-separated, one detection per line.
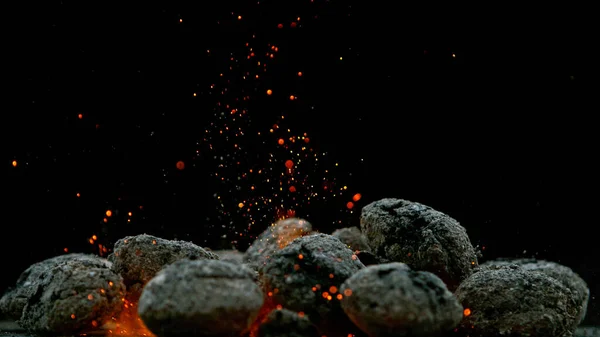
4 0 599 325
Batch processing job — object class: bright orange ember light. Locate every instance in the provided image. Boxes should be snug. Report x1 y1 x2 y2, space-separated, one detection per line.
289 186 296 193
277 23 283 29
278 138 284 145
289 95 295 100
12 160 17 167
238 202 244 208
285 160 294 169
352 193 362 202
266 89 273 95
290 22 297 28
346 202 354 209
106 210 112 217
78 113 83 119
464 308 471 316
297 71 303 76
176 160 185 170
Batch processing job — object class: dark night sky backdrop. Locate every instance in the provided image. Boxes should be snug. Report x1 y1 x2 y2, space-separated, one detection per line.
4 0 599 325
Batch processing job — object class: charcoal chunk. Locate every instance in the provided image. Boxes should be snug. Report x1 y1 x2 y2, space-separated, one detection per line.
244 218 313 273
3 254 125 335
138 259 263 337
482 258 590 327
332 226 371 252
360 198 478 291
260 233 365 336
1 253 111 320
455 264 579 337
340 262 462 337
108 234 218 298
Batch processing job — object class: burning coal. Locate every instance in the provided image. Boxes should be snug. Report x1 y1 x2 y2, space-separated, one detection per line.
0 199 590 337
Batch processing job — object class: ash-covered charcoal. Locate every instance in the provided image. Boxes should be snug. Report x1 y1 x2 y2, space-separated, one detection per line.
360 198 478 291
340 262 463 337
481 258 590 326
244 218 313 272
256 308 319 337
260 233 365 336
331 226 371 252
138 259 263 337
0 253 113 320
108 233 218 298
7 254 125 335
455 264 580 337
212 249 244 264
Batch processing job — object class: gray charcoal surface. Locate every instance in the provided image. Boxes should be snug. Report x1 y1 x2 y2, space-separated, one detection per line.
455 264 580 337
260 233 365 336
0 253 111 320
2 254 125 335
481 258 590 326
360 198 478 291
332 226 371 252
244 218 313 272
340 262 463 337
108 234 218 296
138 258 263 337
256 308 319 337
212 249 244 264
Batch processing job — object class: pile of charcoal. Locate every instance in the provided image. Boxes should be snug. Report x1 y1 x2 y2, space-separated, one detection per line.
0 198 590 337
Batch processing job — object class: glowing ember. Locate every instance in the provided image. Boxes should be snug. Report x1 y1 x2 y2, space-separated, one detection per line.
100 298 154 337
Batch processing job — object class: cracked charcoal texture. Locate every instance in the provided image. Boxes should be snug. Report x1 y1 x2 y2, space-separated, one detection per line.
455 264 579 337
340 262 463 337
138 259 263 337
332 226 371 252
360 198 478 291
8 254 125 335
481 258 590 327
256 308 319 337
1 253 111 320
260 233 365 337
244 218 313 273
108 234 218 293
